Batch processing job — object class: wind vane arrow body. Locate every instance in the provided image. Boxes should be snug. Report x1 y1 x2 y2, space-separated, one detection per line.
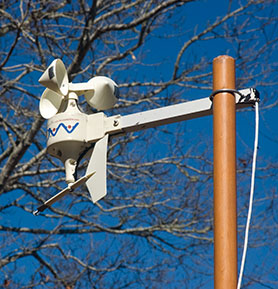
33 171 96 215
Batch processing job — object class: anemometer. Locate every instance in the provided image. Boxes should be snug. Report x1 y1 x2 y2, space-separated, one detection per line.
34 59 119 215
34 58 259 215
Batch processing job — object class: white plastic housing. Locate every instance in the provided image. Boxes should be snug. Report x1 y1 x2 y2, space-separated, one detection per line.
47 105 87 160
46 97 88 182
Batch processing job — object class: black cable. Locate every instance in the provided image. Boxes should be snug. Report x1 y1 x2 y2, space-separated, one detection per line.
73 143 95 180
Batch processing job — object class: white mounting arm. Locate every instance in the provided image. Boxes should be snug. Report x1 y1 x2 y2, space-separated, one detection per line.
100 88 259 137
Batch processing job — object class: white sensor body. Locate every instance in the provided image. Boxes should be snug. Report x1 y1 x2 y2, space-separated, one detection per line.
46 93 88 183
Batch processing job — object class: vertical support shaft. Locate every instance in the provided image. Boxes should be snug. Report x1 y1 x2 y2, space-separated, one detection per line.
213 55 237 289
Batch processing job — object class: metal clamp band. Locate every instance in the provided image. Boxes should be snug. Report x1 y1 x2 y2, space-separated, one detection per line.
209 89 243 101
209 88 260 104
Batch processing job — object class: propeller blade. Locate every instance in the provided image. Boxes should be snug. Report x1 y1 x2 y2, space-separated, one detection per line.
86 134 108 203
33 171 96 215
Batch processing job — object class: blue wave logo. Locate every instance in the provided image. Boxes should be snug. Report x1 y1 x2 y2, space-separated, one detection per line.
48 122 79 137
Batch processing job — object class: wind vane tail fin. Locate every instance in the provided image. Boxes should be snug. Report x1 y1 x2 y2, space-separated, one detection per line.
86 134 108 203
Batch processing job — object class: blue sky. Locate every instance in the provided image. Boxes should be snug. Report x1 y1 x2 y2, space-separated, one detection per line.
1 0 278 288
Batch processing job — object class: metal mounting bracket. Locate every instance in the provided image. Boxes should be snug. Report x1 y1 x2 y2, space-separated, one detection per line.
102 88 259 136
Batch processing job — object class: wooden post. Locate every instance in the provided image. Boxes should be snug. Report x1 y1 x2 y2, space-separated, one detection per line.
213 55 237 289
